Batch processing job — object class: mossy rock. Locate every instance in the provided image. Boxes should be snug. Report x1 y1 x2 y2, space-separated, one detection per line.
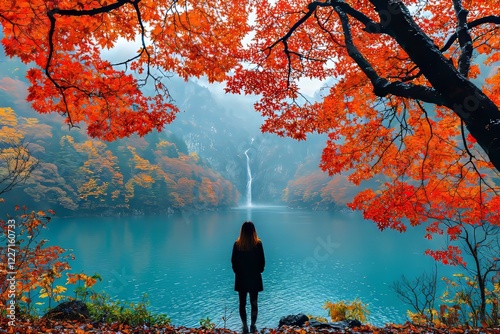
43 300 89 321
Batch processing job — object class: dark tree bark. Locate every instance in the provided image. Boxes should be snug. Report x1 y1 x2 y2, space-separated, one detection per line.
369 0 500 171
284 0 500 171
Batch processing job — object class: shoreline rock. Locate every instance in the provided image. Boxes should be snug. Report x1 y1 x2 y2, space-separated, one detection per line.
279 314 362 332
42 300 89 321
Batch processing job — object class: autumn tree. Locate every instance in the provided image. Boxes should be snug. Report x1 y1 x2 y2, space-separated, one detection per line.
0 205 73 316
0 0 249 140
231 0 498 325
0 140 37 197
236 1 500 273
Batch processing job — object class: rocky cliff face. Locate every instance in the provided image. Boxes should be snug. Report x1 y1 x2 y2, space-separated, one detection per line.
167 79 326 206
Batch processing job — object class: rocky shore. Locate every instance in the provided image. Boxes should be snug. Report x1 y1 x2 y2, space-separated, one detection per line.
2 312 500 334
1 301 499 334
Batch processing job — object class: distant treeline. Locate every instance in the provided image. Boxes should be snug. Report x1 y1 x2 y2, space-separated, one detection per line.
1 107 239 215
283 170 356 210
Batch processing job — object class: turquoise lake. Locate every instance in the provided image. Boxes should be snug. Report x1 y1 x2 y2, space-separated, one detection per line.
41 207 457 330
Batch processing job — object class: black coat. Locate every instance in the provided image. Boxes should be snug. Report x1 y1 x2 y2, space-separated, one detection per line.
231 241 265 292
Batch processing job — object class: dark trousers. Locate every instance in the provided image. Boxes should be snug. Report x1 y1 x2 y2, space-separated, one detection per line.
238 291 258 326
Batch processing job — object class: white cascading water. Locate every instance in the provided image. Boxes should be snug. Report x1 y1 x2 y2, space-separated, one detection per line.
244 148 253 207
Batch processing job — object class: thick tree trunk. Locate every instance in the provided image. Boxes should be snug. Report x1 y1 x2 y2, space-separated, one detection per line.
370 0 500 171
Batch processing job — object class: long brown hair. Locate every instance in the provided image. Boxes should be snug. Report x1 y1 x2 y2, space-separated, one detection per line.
235 221 261 251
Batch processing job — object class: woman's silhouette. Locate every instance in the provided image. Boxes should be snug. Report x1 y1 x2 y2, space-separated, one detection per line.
231 221 265 333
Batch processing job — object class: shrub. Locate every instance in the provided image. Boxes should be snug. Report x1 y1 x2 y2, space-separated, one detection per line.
200 316 216 330
0 207 73 319
86 292 171 327
323 299 369 323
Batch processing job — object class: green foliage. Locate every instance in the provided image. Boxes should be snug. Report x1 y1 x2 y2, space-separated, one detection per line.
323 299 369 323
28 271 171 328
86 292 171 327
199 316 216 330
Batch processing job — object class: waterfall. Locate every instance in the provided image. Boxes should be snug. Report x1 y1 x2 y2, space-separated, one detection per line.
244 148 252 207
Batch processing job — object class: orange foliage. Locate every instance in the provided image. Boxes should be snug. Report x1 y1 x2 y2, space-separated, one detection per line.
198 177 218 207
175 177 196 206
2 0 500 261
228 0 500 264
0 0 250 140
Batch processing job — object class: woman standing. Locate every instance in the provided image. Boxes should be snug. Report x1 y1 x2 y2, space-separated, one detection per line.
231 221 265 333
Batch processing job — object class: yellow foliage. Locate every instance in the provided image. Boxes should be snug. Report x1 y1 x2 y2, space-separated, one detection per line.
128 146 158 171
156 140 174 149
135 173 155 186
60 135 75 146
189 152 200 162
0 107 18 128
407 310 428 326
0 107 23 144
323 299 369 323
53 285 67 294
307 314 329 323
39 290 49 299
79 178 108 199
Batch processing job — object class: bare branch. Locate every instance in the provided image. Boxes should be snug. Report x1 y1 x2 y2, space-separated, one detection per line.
441 15 500 53
0 140 38 196
392 267 438 323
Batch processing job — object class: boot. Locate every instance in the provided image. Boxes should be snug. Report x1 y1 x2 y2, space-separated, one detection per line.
250 311 257 332
242 322 249 333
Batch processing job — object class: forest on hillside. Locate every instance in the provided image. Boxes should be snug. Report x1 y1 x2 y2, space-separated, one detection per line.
1 106 239 215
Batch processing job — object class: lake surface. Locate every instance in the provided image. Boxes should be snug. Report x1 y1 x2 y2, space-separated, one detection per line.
41 207 456 330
